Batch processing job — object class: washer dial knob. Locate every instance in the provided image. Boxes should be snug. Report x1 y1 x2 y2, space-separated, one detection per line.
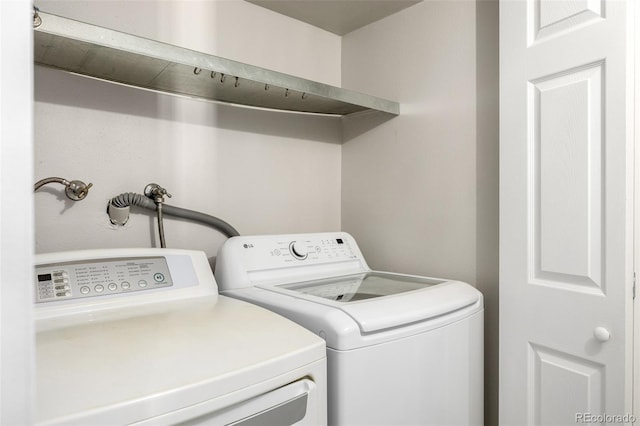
289 241 309 260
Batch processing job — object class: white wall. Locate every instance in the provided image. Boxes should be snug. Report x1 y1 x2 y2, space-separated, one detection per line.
1 0 34 423
34 0 343 259
341 1 499 424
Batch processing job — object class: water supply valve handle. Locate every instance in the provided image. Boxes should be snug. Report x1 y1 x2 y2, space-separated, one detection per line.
144 183 172 203
65 180 93 201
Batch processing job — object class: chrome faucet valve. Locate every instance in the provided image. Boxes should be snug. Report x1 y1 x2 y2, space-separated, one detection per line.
144 183 172 203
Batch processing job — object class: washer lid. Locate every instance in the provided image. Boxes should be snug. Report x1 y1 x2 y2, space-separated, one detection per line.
275 272 480 333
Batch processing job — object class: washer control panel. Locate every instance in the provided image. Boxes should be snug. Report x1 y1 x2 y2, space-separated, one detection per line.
243 236 358 268
284 237 355 262
215 232 369 290
222 233 366 273
35 257 173 303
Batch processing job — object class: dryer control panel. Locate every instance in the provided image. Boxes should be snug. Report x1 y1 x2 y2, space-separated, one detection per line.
36 257 174 303
33 248 216 310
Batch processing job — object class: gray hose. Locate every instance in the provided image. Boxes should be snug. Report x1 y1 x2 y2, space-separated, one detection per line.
108 192 240 238
156 202 167 248
161 204 240 237
110 192 155 209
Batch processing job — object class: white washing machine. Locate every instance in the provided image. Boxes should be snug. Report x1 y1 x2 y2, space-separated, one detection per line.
215 232 484 426
34 248 327 425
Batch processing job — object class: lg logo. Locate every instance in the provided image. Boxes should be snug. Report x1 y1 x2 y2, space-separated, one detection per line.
242 243 254 249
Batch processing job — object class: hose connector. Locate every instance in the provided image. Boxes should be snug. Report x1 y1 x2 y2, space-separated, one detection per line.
34 177 93 201
144 183 172 203
65 180 93 201
143 183 172 248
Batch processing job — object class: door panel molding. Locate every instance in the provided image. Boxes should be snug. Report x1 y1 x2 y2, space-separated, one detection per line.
528 0 605 45
528 343 604 425
528 60 605 294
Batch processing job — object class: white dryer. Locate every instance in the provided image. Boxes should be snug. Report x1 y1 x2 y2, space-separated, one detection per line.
34 248 327 425
215 232 483 426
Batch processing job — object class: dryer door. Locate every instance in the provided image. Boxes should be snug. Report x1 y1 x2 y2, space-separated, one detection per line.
136 378 317 426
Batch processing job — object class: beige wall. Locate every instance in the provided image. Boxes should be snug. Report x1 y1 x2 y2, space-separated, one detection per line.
341 1 499 424
342 1 477 281
475 1 499 424
33 0 343 257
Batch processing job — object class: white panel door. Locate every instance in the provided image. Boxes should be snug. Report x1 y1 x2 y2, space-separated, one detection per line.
500 0 635 425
